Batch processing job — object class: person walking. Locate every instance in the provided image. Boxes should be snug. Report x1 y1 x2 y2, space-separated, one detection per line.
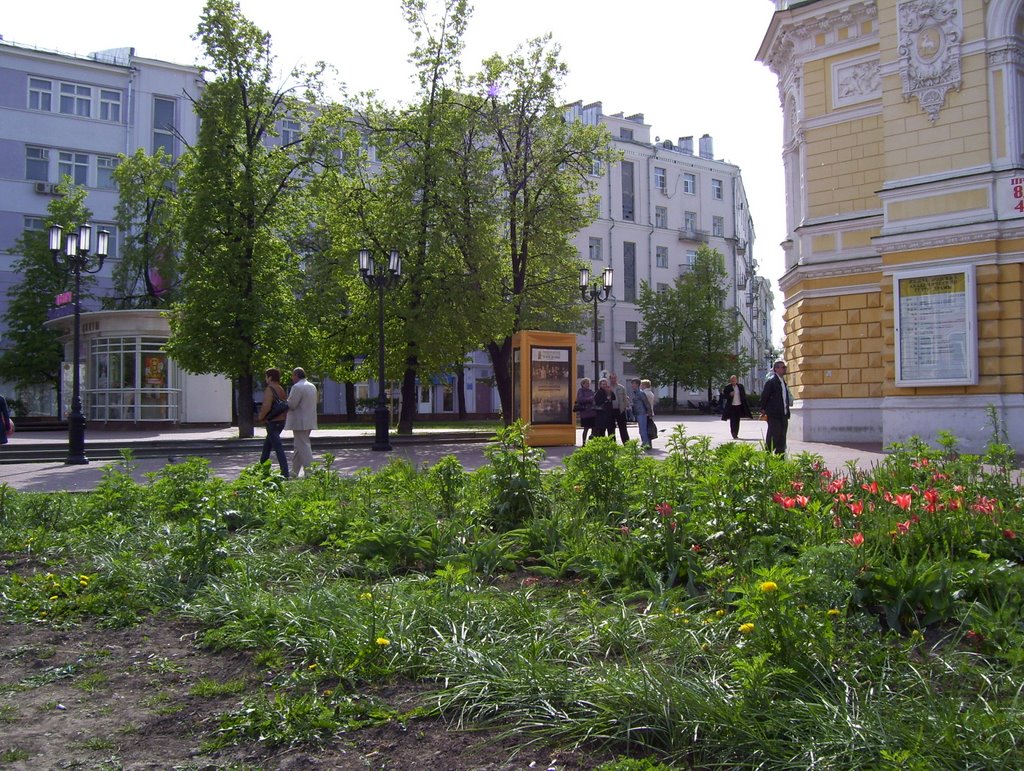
760 360 792 454
608 372 631 444
257 368 289 478
286 367 318 477
576 378 597 445
630 378 652 449
0 393 13 447
721 374 753 440
593 377 617 438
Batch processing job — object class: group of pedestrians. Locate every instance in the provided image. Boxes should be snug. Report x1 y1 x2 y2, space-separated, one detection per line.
575 360 794 456
575 372 656 450
257 366 318 479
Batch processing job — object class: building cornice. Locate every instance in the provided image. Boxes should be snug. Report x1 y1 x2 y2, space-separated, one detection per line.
758 1 877 77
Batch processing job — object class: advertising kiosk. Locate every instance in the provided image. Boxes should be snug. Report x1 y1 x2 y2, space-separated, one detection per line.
511 330 577 447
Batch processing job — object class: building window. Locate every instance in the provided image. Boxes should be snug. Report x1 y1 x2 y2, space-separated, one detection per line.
89 336 177 422
58 151 89 186
97 155 119 189
28 78 52 111
686 250 697 268
623 241 636 302
654 166 666 191
683 173 695 194
59 82 91 117
655 206 667 228
590 158 603 176
625 321 638 343
596 318 605 342
713 215 724 237
656 282 668 293
153 97 176 157
24 216 45 232
712 178 723 199
588 237 602 261
99 89 122 122
281 119 301 146
656 245 668 268
684 210 696 232
621 160 635 221
620 127 634 140
26 146 49 181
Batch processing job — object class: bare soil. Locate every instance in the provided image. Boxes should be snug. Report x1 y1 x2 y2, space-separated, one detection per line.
0 619 613 770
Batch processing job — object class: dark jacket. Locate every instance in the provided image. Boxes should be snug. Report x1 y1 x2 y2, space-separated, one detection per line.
0 395 10 445
760 374 791 419
721 383 753 420
594 387 616 413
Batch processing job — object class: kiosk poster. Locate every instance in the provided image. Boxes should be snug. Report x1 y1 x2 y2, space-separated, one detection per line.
896 270 973 384
530 346 571 424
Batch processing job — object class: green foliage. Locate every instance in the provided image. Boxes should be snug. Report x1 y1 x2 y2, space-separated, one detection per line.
1 431 1023 766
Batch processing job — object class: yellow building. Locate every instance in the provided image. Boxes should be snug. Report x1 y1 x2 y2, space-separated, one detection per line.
758 0 1024 452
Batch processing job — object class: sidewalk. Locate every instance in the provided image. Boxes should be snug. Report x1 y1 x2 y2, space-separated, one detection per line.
0 416 889 493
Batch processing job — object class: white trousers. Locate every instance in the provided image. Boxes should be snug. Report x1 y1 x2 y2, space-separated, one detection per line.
291 429 313 476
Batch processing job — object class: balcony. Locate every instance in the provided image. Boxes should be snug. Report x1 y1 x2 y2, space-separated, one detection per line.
678 228 709 243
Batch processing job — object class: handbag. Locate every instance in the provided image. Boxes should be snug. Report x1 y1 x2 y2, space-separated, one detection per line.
572 401 582 412
266 396 289 420
647 416 658 439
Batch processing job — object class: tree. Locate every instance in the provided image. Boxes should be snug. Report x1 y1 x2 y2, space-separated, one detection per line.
476 37 613 422
632 245 752 407
166 0 333 438
107 148 180 308
0 184 93 412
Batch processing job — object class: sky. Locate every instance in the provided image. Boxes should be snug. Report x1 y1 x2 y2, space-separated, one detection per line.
2 0 785 340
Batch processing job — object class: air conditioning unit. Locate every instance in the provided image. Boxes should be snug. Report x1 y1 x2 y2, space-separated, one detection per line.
33 182 60 195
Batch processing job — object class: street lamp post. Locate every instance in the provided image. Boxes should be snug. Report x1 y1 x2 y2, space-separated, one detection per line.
49 223 109 465
359 248 402 451
579 266 614 383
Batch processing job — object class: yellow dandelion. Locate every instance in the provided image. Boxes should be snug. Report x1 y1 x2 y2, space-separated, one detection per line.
759 581 778 593
671 607 683 615
307 663 318 670
827 608 841 617
79 575 90 582
715 609 726 618
375 637 391 646
739 623 755 635
78 580 89 587
359 592 373 602
49 595 58 601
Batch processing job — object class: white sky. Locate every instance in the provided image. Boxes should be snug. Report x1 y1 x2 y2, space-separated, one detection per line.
2 0 785 341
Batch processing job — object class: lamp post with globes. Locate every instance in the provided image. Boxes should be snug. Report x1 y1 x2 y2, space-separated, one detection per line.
359 248 402 451
579 266 614 383
49 223 109 465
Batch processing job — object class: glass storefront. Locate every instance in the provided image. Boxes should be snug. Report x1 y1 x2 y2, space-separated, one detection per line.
88 336 179 422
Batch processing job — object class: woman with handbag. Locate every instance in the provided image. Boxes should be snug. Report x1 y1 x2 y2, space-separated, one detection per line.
257 368 290 478
721 374 753 440
575 378 597 445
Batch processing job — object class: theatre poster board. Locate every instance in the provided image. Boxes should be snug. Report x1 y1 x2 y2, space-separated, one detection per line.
511 330 577 446
894 266 977 387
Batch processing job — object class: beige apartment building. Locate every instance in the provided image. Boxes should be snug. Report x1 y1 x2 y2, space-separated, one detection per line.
758 0 1024 452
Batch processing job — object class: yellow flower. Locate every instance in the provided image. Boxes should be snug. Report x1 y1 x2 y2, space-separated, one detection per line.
79 580 89 587
49 595 58 601
827 608 841 617
307 663 318 670
759 581 779 593
715 609 726 618
375 637 390 646
739 623 755 635
671 607 682 616
359 592 373 601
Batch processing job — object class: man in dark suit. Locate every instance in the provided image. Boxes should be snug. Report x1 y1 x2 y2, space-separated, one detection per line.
760 360 792 454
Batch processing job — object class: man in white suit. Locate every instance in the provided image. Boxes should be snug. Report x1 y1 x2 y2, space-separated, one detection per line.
285 367 318 477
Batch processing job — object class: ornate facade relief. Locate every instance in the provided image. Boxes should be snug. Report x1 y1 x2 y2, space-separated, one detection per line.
897 0 963 120
834 56 882 107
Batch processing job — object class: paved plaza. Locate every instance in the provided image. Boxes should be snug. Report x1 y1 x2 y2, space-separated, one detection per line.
0 414 890 494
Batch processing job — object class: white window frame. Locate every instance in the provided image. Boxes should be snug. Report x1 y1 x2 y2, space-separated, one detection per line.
712 215 724 237
712 178 723 199
656 245 668 268
28 77 52 111
654 166 666 191
26 146 49 181
281 119 302 146
684 210 696 232
59 82 92 117
683 173 695 194
99 89 122 122
654 206 668 228
588 236 602 261
97 155 119 189
58 151 89 186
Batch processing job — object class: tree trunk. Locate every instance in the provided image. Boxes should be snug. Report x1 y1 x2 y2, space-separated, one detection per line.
237 372 255 439
457 366 467 420
487 337 513 425
344 380 356 422
398 365 417 435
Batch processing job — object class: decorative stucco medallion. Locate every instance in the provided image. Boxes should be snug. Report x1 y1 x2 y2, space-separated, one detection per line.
897 0 962 121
